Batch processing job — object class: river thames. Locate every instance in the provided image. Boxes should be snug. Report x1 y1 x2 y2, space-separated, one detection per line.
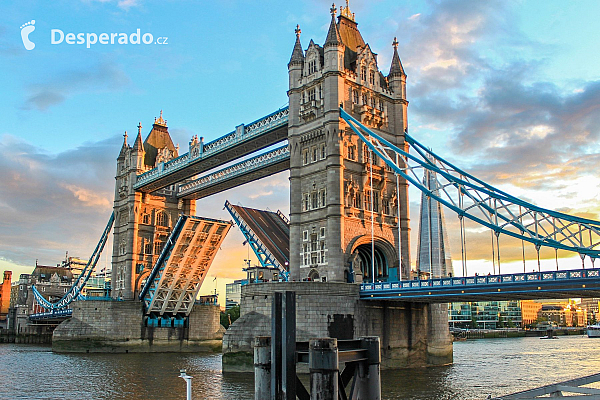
1 335 599 399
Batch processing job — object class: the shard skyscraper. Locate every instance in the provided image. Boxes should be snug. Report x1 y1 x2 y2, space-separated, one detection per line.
416 167 453 278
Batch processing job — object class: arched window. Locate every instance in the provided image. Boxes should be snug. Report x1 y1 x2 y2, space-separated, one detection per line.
156 211 167 227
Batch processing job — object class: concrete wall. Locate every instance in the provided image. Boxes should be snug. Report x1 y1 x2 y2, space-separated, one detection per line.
53 300 224 353
222 282 452 371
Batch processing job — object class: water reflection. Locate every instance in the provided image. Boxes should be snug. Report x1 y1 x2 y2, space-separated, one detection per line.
1 336 599 399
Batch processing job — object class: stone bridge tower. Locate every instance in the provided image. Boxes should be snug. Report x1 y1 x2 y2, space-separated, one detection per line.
288 4 410 283
111 113 195 300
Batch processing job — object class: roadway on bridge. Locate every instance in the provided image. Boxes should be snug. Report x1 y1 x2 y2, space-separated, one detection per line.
229 203 290 268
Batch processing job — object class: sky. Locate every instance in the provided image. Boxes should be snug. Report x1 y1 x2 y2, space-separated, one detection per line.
1 0 600 301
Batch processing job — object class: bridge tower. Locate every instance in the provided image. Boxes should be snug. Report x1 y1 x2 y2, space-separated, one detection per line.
111 113 195 300
288 4 410 282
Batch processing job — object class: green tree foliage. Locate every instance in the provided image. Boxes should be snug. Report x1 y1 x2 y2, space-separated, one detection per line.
221 305 240 329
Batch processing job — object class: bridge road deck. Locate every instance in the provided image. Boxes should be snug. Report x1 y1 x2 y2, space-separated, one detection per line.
229 204 290 268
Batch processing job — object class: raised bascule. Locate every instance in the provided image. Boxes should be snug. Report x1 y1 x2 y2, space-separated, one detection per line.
36 3 600 365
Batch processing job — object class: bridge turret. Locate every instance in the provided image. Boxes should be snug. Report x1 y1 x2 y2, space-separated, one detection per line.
131 122 146 172
388 37 406 101
323 4 344 74
288 25 304 126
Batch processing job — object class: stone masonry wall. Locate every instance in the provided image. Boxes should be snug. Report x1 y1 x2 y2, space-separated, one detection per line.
53 300 223 353
222 282 452 371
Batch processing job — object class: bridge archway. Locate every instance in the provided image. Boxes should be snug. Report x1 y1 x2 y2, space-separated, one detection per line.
348 237 396 282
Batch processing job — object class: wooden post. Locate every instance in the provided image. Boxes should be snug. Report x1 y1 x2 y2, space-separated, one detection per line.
271 292 283 400
254 336 271 400
309 338 338 400
357 336 381 399
282 291 296 400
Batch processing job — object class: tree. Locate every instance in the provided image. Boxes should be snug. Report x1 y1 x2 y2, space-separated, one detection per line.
221 305 240 329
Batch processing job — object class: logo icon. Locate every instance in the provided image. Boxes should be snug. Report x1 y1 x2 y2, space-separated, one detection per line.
20 20 35 50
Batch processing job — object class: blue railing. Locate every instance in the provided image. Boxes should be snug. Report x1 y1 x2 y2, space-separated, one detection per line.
29 309 73 320
360 268 600 293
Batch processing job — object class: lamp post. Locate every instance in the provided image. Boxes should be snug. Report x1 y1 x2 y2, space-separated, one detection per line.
179 369 192 400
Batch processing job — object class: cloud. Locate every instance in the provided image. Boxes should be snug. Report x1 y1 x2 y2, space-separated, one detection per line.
22 61 130 111
0 134 119 267
392 0 600 269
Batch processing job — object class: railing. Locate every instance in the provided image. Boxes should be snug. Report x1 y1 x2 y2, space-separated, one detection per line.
177 145 289 197
135 107 289 188
360 268 600 293
29 309 73 320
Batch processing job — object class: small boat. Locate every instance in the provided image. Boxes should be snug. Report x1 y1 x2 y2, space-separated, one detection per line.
540 329 558 339
587 323 600 338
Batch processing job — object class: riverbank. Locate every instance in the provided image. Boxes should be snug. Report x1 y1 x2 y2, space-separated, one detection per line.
453 328 586 340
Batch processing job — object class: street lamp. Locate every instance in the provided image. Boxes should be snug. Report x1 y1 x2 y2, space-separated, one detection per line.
179 369 192 400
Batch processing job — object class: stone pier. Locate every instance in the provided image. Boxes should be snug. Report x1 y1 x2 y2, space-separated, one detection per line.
53 300 224 353
222 282 452 371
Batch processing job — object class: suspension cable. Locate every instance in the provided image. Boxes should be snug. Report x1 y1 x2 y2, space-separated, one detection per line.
520 206 526 273
491 228 496 275
395 153 402 281
496 231 501 275
370 149 375 283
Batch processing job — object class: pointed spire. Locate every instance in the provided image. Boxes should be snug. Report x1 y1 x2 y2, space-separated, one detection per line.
389 37 406 77
288 24 304 67
325 4 342 47
133 122 144 152
118 131 128 158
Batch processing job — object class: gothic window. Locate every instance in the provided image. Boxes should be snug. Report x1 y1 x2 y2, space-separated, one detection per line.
319 189 326 207
360 65 367 81
365 191 372 211
320 144 326 159
370 96 375 108
154 241 163 255
347 145 356 160
319 85 322 99
373 191 380 213
369 70 375 85
303 149 309 165
155 211 165 227
383 198 390 215
142 213 150 225
144 240 152 254
353 90 359 104
308 59 317 74
311 192 318 209
303 230 308 241
363 144 369 163
362 92 367 105
309 88 316 101
320 227 326 237
312 147 318 162
354 192 362 208
379 99 384 112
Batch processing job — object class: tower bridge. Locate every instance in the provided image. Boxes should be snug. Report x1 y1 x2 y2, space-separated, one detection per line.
39 3 599 365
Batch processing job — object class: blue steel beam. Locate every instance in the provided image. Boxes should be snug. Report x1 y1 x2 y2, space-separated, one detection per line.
339 107 600 260
134 107 289 193
31 212 114 311
177 145 290 200
360 268 600 302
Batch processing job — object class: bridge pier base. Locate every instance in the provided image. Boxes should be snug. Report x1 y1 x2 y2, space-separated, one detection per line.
222 282 452 372
52 300 225 353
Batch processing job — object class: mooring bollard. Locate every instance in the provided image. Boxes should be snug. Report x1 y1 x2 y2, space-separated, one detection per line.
309 338 339 400
357 336 381 400
254 336 272 400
